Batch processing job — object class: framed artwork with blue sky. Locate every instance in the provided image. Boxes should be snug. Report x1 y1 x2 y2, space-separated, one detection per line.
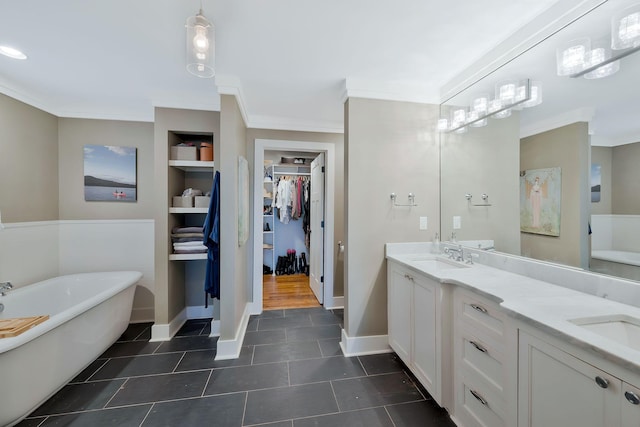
84 145 137 202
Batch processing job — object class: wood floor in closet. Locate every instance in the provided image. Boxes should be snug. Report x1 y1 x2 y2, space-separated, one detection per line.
263 274 321 310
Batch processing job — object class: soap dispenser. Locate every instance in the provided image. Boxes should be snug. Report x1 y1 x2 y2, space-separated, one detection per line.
431 233 440 254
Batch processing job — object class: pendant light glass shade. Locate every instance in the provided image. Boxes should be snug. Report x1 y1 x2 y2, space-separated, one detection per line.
521 81 542 108
556 38 591 75
186 9 215 78
612 3 640 50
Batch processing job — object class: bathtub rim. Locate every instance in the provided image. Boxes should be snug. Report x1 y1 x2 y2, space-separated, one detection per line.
0 271 142 354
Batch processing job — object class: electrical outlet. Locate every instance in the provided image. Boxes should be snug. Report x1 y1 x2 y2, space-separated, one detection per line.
453 216 461 229
419 216 428 230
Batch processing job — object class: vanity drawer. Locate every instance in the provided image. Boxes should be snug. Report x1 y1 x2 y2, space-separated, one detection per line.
457 290 505 349
459 331 505 394
456 371 506 427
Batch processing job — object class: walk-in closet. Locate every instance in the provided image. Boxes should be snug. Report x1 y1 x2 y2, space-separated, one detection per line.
262 150 323 310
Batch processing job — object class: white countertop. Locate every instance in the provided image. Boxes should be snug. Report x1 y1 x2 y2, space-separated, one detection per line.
386 242 640 375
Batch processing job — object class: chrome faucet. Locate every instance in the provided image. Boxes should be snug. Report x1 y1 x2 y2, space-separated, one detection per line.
446 245 464 262
0 281 13 296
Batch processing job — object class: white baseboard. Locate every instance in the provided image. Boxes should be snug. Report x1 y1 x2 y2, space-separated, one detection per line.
215 304 251 360
326 296 344 309
209 319 221 337
149 307 187 342
339 328 391 357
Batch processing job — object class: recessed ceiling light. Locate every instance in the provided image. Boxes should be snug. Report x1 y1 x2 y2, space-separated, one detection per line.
0 46 27 60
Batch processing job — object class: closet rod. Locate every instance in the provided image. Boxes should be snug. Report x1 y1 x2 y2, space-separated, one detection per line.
273 172 311 176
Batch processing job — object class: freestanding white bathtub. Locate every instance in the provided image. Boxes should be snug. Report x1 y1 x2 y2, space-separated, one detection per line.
0 271 142 427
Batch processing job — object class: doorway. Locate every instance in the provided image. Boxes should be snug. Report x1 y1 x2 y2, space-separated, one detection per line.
252 139 336 314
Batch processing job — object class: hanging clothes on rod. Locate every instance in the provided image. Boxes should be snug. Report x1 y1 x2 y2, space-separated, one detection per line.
273 175 310 228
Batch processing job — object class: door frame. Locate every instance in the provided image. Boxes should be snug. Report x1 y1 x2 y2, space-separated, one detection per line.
251 139 336 314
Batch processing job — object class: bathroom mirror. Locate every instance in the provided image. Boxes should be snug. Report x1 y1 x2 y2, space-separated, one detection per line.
440 0 640 282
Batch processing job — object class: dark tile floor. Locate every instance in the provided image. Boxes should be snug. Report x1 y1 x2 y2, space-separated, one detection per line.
17 307 456 427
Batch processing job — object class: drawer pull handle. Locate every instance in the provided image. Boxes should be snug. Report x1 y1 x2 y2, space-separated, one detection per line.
470 303 488 314
469 340 487 353
470 389 488 406
595 376 609 389
625 391 640 405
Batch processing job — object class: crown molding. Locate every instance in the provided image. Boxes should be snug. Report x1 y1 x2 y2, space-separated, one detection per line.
215 74 250 127
520 107 595 139
0 78 57 117
343 77 440 106
440 0 607 102
249 114 343 134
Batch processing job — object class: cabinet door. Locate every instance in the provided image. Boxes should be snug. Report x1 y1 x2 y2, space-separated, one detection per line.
387 262 412 364
412 276 438 400
622 382 640 427
518 331 621 427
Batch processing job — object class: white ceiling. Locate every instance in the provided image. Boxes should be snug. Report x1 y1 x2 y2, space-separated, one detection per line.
0 0 563 132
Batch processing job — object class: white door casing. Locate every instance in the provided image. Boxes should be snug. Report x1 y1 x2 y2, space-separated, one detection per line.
310 153 325 304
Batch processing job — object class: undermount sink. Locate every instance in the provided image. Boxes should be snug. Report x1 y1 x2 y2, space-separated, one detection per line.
569 315 640 351
411 258 468 270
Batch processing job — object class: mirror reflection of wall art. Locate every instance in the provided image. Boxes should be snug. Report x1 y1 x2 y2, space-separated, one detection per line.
520 167 561 236
84 145 137 202
591 163 601 203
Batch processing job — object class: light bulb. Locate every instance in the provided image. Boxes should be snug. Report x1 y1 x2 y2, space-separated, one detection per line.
193 26 209 52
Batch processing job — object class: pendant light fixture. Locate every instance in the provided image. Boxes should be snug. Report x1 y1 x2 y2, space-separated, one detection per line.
186 8 215 78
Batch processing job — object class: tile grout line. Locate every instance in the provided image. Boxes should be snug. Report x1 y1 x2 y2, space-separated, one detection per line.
356 355 370 376
240 391 249 427
201 369 215 397
137 402 155 427
328 379 342 413
103 377 129 409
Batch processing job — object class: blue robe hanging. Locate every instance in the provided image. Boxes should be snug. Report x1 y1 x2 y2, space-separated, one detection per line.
203 171 220 304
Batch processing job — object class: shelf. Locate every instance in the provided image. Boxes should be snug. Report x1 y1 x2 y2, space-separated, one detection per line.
169 160 215 172
169 253 207 261
169 207 209 214
263 231 274 234
263 244 274 250
263 214 274 217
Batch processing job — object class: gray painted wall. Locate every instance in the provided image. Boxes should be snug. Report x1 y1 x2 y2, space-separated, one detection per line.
220 94 250 339
58 118 154 220
344 98 440 337
520 122 590 268
591 146 612 215
612 141 640 214
0 93 59 222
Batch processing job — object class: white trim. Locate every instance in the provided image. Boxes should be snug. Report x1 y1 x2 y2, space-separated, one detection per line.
344 77 439 106
0 220 59 229
252 139 337 313
520 107 595 139
215 304 251 360
325 296 344 310
215 74 250 127
150 307 187 342
339 329 391 357
209 319 221 338
58 219 154 225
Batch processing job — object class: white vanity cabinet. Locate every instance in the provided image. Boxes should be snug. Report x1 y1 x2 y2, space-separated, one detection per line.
387 259 447 406
518 330 640 427
452 287 516 427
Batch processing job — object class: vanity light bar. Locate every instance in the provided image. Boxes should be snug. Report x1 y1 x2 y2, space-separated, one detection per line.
442 79 532 133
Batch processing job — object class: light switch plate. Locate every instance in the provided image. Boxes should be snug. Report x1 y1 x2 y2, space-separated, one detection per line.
453 216 461 229
419 216 428 230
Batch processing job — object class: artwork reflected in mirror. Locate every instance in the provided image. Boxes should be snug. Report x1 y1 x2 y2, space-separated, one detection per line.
520 167 561 237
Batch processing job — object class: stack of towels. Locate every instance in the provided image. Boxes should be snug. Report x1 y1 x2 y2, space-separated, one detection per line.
172 226 207 254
